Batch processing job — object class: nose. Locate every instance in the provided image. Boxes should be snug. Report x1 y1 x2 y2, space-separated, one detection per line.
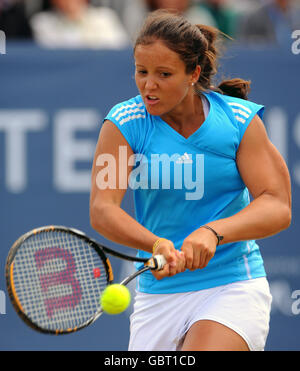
144 76 158 90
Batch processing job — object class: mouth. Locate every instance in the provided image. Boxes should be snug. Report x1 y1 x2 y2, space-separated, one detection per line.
145 95 160 106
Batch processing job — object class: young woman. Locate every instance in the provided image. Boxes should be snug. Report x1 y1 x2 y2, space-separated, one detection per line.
90 10 291 351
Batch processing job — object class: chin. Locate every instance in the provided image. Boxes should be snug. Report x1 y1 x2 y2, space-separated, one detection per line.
145 107 160 116
144 103 170 117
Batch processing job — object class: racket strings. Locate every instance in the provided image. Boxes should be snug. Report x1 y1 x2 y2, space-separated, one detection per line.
12 230 108 332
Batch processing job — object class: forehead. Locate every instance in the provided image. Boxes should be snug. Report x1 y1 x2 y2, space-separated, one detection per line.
134 40 185 69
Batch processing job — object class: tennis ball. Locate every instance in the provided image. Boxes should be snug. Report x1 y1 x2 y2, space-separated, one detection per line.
100 284 131 315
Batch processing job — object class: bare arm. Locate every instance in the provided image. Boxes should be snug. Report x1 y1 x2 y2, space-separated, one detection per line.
90 120 184 276
208 114 292 242
182 115 292 270
90 120 158 251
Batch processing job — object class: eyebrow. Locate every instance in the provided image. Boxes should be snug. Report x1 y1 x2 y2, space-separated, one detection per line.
135 64 175 71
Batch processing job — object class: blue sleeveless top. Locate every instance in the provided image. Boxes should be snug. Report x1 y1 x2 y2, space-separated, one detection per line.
104 91 267 294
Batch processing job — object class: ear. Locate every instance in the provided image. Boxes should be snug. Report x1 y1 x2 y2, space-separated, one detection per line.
190 65 201 85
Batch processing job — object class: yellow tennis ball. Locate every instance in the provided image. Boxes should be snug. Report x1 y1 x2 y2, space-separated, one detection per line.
100 284 131 315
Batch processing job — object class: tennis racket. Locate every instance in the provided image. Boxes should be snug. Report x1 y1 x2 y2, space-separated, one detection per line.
5 225 166 335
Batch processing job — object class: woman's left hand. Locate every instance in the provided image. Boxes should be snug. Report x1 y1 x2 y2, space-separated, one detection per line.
181 228 217 271
151 239 186 280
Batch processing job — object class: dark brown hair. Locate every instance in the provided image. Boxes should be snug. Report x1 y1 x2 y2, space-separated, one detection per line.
134 9 251 100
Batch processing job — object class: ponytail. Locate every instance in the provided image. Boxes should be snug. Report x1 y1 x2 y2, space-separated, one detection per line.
218 78 251 100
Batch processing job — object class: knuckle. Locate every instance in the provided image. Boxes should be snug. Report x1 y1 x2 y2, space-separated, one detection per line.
193 261 200 270
182 239 193 250
203 247 210 256
183 237 192 244
186 258 193 268
186 253 193 261
198 242 205 250
168 268 176 277
152 273 162 280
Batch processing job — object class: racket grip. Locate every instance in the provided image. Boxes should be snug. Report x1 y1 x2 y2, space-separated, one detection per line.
153 254 167 270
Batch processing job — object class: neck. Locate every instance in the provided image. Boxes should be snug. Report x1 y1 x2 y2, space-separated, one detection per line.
160 93 205 138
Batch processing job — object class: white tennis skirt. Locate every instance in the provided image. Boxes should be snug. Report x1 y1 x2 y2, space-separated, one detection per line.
128 277 272 351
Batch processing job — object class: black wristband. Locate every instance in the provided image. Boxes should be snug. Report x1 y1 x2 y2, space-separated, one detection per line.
200 225 224 246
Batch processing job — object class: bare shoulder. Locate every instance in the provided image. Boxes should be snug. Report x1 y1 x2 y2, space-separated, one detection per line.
99 120 129 143
237 115 291 202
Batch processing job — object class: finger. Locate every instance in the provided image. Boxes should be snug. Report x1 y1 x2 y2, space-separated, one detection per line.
199 246 214 269
164 251 176 269
156 241 177 267
191 245 201 271
174 250 185 274
176 250 186 273
199 251 206 269
168 254 178 276
182 243 193 270
153 264 170 280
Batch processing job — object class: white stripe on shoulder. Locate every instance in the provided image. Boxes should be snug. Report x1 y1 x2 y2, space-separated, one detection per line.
231 108 250 119
119 114 146 126
228 102 252 114
116 107 145 121
235 116 246 124
112 102 144 118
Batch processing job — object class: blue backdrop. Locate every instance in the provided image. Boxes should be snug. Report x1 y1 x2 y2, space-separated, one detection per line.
0 42 299 351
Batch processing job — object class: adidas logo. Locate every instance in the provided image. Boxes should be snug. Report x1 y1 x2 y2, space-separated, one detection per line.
176 153 193 164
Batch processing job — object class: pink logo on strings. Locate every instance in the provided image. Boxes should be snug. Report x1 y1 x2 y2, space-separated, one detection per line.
35 247 82 318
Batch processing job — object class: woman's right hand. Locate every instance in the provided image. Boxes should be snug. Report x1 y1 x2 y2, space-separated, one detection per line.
151 239 186 280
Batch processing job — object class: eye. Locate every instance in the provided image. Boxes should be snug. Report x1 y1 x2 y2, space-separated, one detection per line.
137 70 147 76
160 72 171 78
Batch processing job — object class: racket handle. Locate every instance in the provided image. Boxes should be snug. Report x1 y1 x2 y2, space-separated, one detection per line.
153 254 167 270
145 254 167 271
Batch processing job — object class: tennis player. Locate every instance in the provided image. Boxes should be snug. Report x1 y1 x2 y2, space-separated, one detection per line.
90 10 292 351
